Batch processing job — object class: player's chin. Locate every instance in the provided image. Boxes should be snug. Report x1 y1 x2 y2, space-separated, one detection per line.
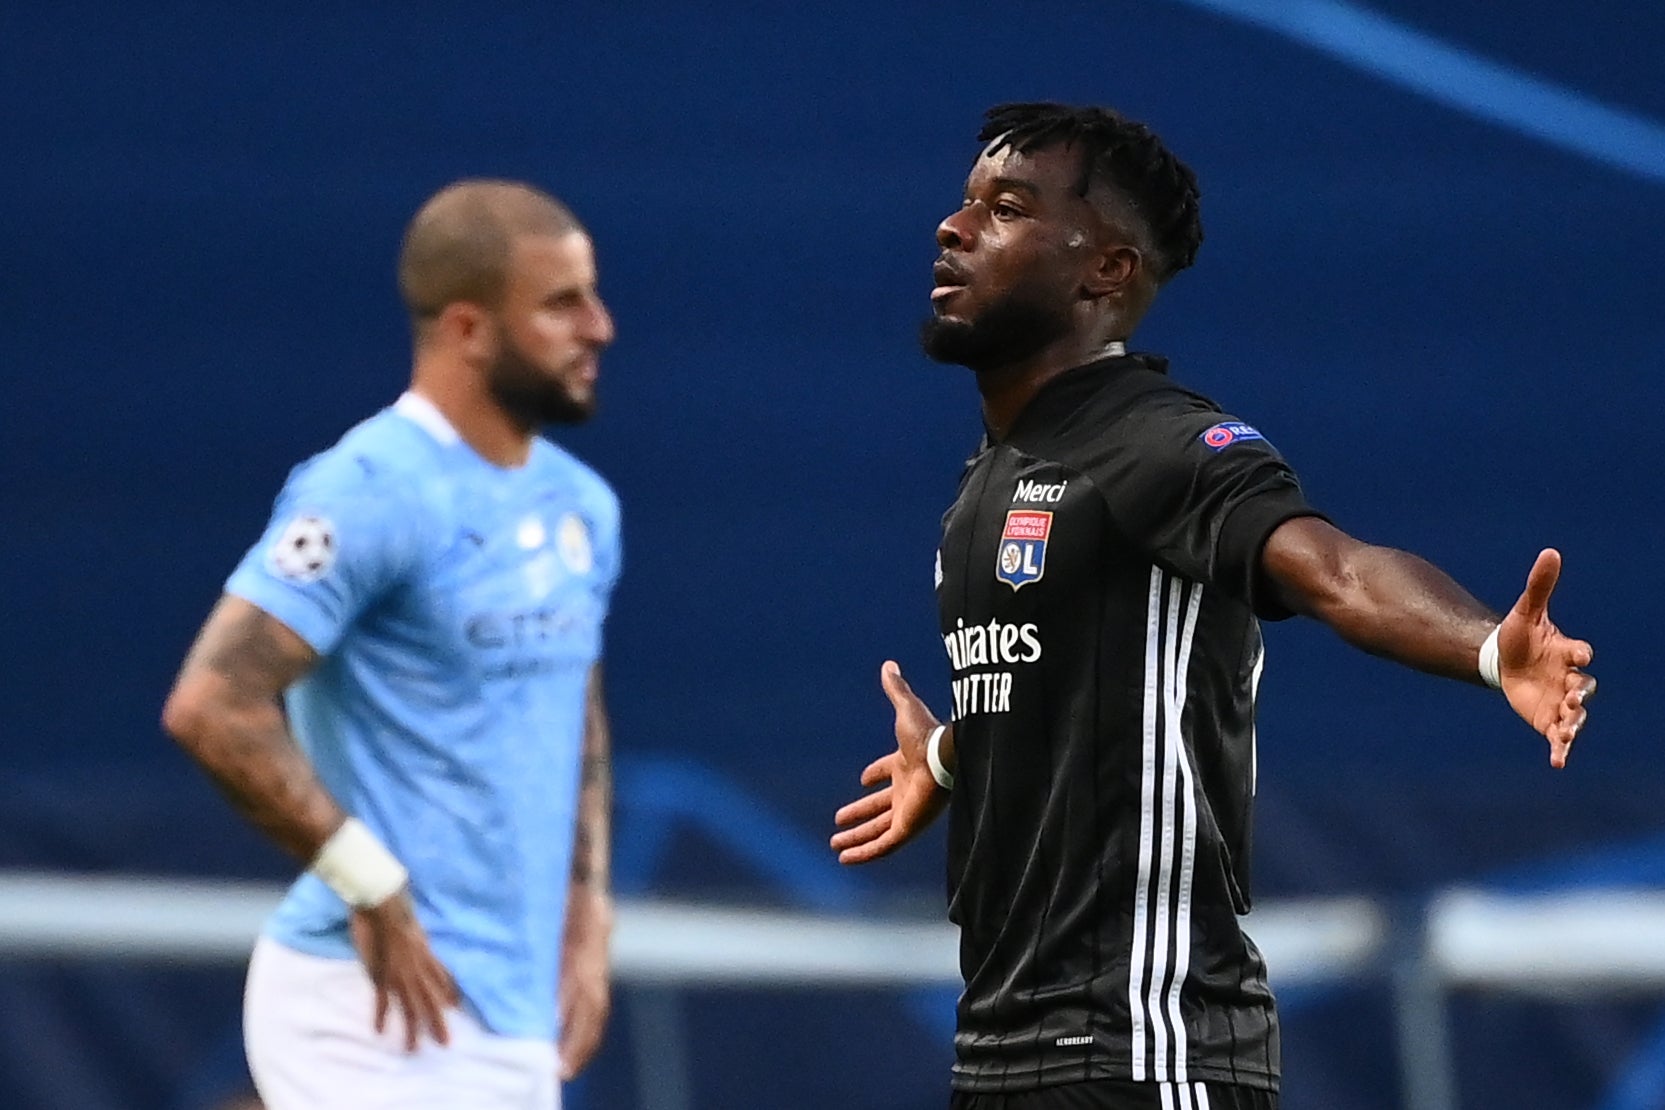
928 299 972 326
919 313 979 365
547 382 597 424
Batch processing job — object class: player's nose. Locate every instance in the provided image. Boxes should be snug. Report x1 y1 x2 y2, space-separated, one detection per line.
937 206 975 252
584 295 615 348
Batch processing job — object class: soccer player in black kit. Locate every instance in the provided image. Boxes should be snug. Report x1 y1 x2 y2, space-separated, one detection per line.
830 103 1597 1110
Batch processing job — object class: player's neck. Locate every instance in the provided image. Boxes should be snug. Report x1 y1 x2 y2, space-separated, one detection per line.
974 336 1128 441
406 374 535 469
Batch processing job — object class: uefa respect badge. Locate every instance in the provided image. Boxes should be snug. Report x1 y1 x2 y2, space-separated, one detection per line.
1198 421 1266 451
995 510 1052 590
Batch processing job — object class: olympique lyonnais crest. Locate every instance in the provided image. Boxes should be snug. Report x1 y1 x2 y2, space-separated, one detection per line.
996 510 1052 590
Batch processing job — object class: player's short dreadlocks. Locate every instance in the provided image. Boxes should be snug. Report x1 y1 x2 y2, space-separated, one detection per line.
979 102 1203 283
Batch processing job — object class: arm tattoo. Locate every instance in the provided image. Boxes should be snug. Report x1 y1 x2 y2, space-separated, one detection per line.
183 606 311 714
571 666 612 890
164 596 344 861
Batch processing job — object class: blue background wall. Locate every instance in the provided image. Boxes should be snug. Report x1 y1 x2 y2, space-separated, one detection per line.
3 2 1662 1108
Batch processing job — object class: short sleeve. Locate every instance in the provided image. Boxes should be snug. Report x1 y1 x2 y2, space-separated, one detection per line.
224 459 424 655
588 482 623 609
1091 402 1323 618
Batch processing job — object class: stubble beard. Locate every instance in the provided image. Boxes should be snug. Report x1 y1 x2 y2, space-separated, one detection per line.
919 290 1074 373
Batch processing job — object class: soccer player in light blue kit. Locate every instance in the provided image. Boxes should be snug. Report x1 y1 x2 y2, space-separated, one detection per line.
164 180 619 1109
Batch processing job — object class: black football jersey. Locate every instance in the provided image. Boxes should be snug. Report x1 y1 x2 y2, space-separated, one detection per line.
937 353 1323 1093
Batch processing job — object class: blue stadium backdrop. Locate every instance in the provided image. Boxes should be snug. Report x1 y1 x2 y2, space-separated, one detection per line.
3 2 1663 1108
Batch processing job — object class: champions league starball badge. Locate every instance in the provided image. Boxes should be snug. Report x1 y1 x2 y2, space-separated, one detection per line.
996 510 1051 590
268 514 338 583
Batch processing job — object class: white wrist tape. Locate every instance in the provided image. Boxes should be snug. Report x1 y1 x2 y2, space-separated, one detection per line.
1478 626 1503 690
925 724 954 791
310 818 408 908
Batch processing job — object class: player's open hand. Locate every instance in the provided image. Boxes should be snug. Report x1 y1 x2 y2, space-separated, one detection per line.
349 889 460 1052
1498 549 1596 768
830 661 950 865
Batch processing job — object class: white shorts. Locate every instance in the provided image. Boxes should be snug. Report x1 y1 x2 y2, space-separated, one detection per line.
244 936 560 1110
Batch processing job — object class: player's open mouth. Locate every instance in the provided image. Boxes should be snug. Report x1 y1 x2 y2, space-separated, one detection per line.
933 258 971 302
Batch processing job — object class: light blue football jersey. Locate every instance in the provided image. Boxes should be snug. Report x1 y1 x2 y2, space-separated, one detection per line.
225 392 620 1040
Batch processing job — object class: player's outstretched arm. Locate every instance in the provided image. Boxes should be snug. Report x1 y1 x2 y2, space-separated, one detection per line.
831 662 951 865
559 664 614 1081
162 595 459 1049
1261 516 1596 766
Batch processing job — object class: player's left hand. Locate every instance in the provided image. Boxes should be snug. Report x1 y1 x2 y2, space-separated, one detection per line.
830 661 950 865
557 889 613 1081
1497 548 1596 768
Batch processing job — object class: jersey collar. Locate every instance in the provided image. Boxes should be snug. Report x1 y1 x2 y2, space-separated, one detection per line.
993 347 1165 445
393 391 462 446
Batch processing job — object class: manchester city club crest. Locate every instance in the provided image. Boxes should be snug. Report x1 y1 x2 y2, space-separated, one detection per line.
996 510 1051 590
556 512 593 574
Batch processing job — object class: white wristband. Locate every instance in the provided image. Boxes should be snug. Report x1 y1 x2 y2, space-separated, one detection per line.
310 818 408 908
925 724 954 791
1478 626 1503 690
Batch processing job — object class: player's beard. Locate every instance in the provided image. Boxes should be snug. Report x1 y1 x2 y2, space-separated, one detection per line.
486 330 594 430
920 287 1074 372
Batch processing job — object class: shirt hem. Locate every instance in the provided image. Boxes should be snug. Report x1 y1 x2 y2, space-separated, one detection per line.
262 921 356 961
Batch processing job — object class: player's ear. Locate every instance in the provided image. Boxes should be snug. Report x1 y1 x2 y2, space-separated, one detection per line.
437 301 497 362
1082 244 1142 300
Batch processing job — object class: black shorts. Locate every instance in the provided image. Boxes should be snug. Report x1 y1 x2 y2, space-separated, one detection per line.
951 1079 1276 1110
